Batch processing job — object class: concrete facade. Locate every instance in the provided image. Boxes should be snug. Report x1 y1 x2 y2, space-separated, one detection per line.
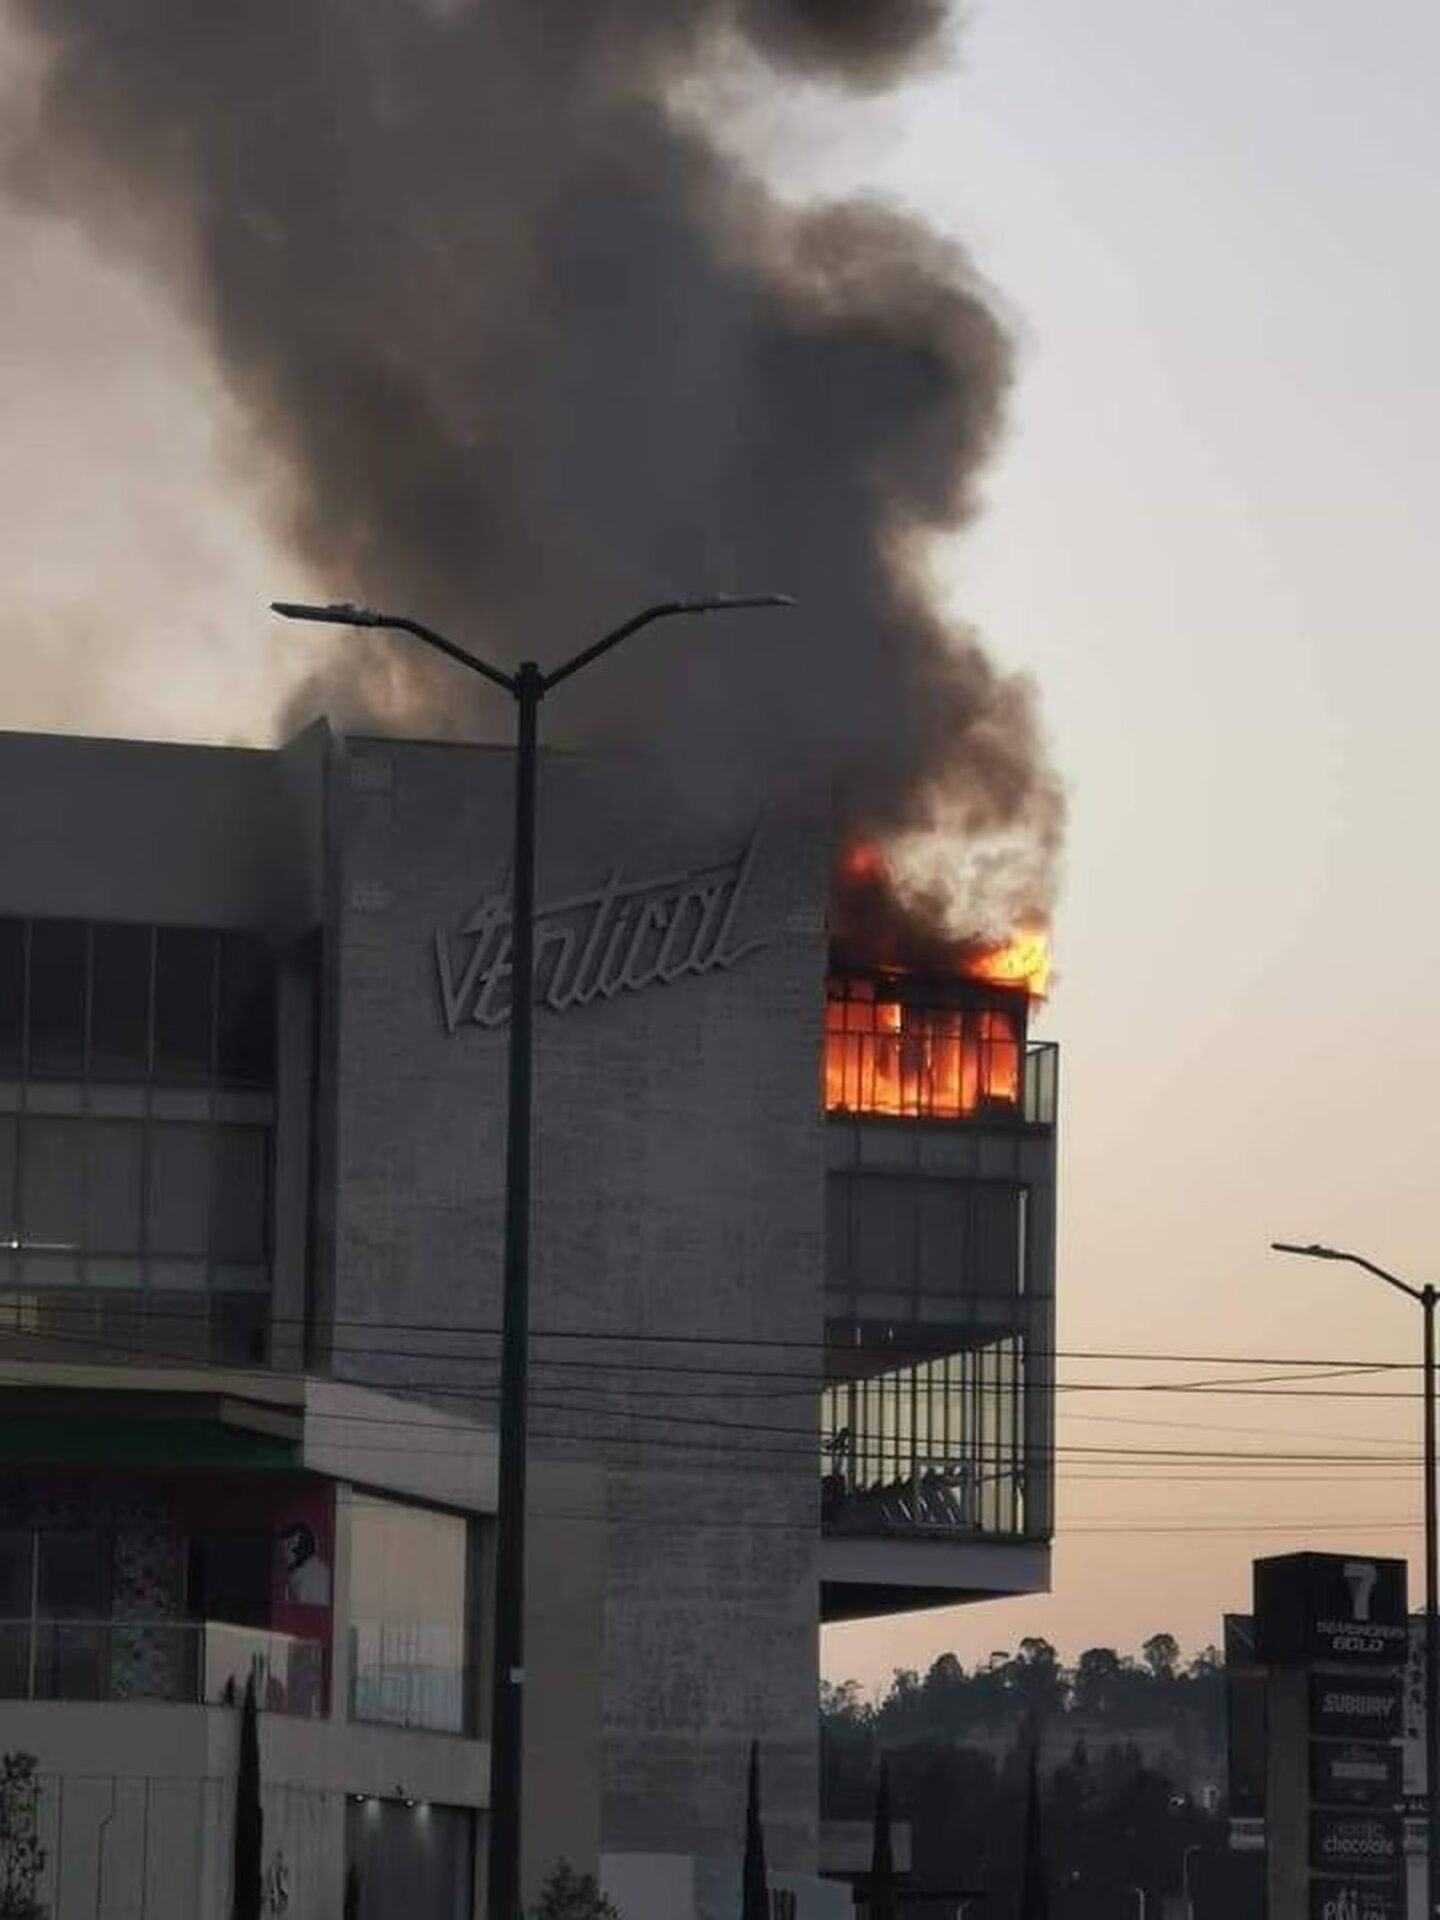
326 738 829 1871
0 721 1059 1915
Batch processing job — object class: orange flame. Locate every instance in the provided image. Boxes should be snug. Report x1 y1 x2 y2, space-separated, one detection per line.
824 981 1021 1119
836 841 1052 1002
967 926 1052 1001
842 840 887 883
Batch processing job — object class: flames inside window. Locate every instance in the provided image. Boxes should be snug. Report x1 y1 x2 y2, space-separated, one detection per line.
824 976 1022 1119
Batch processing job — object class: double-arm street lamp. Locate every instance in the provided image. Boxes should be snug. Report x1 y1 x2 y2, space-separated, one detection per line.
1272 1239 1438 1919
273 592 793 1920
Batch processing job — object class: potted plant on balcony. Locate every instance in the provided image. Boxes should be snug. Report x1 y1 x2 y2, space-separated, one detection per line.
0 1752 46 1920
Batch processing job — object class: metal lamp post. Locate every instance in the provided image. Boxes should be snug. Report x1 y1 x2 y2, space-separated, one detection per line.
1181 1841 1200 1920
1272 1239 1438 1919
273 591 793 1919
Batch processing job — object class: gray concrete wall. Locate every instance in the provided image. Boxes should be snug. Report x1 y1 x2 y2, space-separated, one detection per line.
523 1459 608 1894
4 1699 486 1919
0 725 326 934
324 738 829 1875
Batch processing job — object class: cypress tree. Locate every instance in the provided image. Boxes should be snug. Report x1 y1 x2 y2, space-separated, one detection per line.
867 1759 898 1920
231 1671 263 1920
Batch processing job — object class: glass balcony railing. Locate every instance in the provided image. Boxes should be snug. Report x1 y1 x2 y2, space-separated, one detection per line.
823 1026 1057 1128
349 1621 468 1735
0 1618 326 1716
1023 1042 1058 1126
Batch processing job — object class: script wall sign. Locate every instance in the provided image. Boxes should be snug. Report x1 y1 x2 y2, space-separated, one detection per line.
436 830 767 1032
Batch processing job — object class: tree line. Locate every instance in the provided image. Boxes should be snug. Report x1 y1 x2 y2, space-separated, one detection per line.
822 1637 1248 1920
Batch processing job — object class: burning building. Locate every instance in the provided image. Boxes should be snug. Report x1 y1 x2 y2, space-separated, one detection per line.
0 722 1057 1919
0 0 1065 1914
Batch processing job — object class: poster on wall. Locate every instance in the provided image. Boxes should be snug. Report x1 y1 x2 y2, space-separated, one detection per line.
270 1481 335 1715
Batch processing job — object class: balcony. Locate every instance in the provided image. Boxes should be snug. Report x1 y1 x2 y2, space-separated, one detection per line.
824 975 1056 1128
0 1617 326 1715
821 1336 1031 1541
819 1312 1052 1622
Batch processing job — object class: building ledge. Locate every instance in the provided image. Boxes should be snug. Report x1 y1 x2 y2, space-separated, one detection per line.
819 1534 1050 1622
0 1361 498 1512
0 1698 491 1804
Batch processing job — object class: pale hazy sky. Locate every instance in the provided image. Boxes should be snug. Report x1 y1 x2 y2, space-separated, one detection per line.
3 3 1439 1691
823 0 1440 1688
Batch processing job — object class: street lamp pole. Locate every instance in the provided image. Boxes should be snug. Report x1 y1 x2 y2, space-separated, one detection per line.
1273 1240 1439 1920
274 593 792 1919
1181 1842 1200 1920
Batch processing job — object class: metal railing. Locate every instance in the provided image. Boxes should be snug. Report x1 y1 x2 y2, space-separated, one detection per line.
0 1618 325 1716
823 1037 1058 1128
821 1460 1028 1541
349 1621 468 1734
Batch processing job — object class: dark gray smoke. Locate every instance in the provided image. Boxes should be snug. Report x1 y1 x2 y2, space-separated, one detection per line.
1 0 1063 955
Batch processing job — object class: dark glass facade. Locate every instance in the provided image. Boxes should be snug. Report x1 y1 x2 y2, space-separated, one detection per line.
0 919 276 1364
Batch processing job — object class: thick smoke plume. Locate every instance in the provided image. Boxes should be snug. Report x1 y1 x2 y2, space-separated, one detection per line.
1 0 1063 962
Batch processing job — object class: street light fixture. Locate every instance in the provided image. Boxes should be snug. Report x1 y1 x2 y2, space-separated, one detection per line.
273 591 793 1920
1272 1239 1437 1920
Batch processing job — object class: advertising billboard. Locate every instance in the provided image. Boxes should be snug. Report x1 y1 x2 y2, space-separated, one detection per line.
1311 1674 1404 1743
1257 1555 1409 1669
1309 1877 1405 1920
1309 1742 1403 1809
1309 1812 1404 1875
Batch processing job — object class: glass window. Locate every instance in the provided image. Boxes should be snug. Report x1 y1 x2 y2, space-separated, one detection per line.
0 920 277 1320
917 1182 969 1296
0 921 22 1074
853 1178 916 1298
350 1497 469 1733
20 1117 86 1251
83 1120 144 1252
37 1531 109 1617
153 929 215 1081
973 1186 1021 1292
0 1531 33 1617
211 1127 268 1263
147 1124 211 1255
0 1115 15 1243
90 926 151 1079
218 936 275 1086
28 923 87 1078
187 1533 271 1628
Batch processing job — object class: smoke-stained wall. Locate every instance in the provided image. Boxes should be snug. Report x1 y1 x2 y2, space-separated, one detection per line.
326 737 829 1866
